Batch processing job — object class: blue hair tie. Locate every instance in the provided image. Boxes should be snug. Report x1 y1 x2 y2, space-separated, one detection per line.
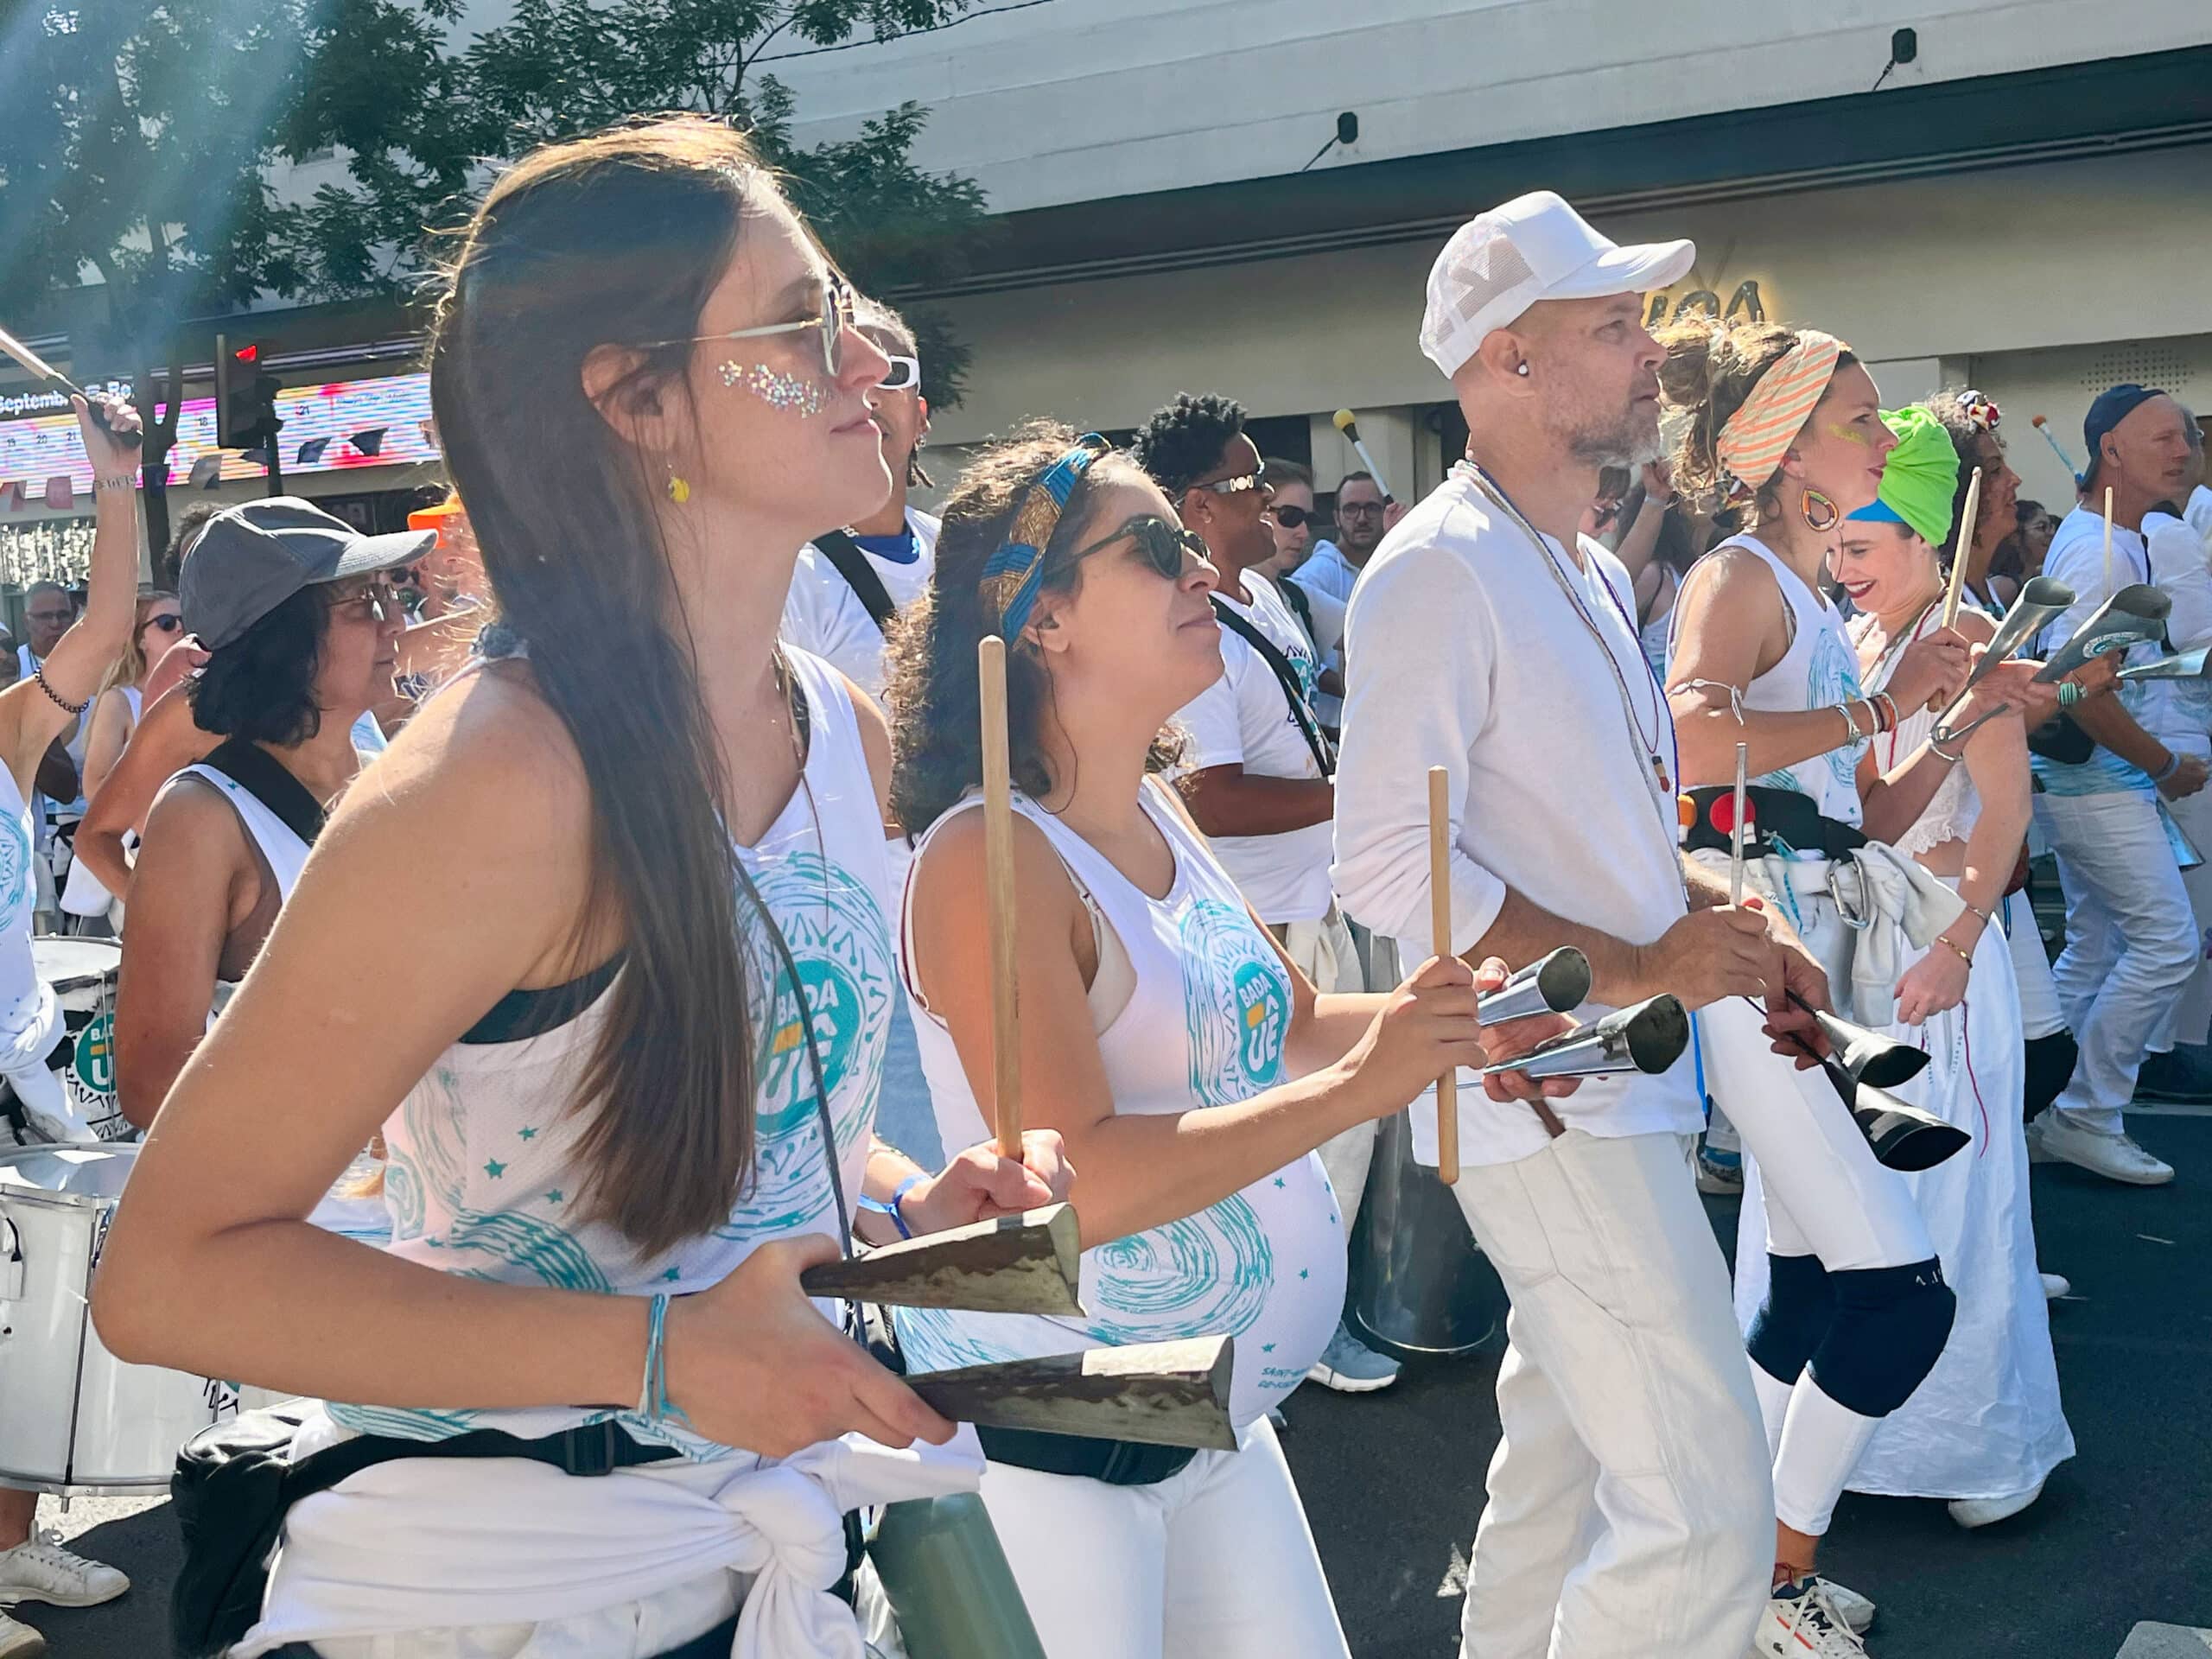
979 435 1109 641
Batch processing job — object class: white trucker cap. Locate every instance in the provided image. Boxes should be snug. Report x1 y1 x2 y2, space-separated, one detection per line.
1419 190 1696 378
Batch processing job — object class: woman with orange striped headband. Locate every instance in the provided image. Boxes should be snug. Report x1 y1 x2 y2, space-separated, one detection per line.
1651 318 2031 1659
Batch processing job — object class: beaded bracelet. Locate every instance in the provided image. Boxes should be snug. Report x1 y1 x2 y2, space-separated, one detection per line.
32 664 87 716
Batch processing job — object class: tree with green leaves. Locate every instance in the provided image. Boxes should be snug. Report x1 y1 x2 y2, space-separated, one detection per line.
4 0 988 568
0 0 474 563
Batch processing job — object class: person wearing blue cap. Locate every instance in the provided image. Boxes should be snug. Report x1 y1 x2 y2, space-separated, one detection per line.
2025 385 2202 1184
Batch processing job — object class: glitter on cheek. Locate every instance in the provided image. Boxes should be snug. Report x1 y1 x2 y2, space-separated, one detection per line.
720 360 826 418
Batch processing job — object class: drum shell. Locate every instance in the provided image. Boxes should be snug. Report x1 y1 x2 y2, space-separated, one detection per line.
1348 1107 1503 1358
0 1146 224 1494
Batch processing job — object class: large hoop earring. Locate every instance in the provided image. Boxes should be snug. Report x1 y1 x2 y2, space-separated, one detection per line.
1801 486 1840 532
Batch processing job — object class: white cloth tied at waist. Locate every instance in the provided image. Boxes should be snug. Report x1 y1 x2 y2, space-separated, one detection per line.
1738 845 1963 1025
235 1408 984 1659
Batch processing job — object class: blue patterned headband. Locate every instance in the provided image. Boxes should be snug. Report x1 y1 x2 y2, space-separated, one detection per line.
978 434 1110 641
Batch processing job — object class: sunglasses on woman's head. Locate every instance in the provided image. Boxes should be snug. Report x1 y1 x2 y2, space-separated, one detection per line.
1065 515 1212 581
1269 505 1313 530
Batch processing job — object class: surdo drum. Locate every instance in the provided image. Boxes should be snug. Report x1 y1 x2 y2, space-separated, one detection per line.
0 1145 230 1494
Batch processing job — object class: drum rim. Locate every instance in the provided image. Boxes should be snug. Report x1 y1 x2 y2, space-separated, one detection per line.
0 1143 135 1209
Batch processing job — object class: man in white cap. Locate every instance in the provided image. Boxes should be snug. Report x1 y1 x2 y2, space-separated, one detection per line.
1334 192 1830 1657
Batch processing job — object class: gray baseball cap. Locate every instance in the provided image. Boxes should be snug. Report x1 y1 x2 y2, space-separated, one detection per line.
181 497 435 649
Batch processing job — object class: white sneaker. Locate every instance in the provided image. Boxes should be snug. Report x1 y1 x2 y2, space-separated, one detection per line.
1749 1578 1869 1656
2026 1115 2174 1185
1814 1577 1876 1635
0 1612 46 1659
2041 1272 2070 1300
1948 1477 2045 1529
0 1531 129 1608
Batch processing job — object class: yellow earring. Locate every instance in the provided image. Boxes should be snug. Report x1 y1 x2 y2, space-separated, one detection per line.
667 471 691 505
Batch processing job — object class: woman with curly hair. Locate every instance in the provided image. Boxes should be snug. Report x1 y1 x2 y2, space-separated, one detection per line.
1659 318 1977 1657
884 421 1569 1659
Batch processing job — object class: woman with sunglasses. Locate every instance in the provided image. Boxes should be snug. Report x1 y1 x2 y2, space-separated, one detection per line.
111 499 415 1154
79 589 182 804
95 119 1070 1659
55 589 185 927
886 421 1569 1659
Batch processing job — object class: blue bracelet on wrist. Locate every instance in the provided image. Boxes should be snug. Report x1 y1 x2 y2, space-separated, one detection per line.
857 1173 926 1240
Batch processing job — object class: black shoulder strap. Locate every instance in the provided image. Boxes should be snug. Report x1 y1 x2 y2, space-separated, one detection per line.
1278 575 1317 643
202 738 326 847
1209 596 1335 779
814 530 899 632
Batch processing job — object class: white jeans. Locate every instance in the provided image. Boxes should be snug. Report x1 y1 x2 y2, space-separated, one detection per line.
2035 789 2199 1134
1274 908 1375 1235
2151 782 2212 1053
976 1415 1348 1659
1450 1131 1770 1659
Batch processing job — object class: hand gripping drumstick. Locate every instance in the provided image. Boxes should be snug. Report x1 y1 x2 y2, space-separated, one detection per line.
0 323 141 450
1427 767 1459 1184
978 637 1024 1160
1332 410 1395 501
1939 467 1982 633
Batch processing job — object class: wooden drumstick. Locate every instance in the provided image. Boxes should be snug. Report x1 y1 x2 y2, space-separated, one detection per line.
1940 467 1981 631
1728 741 1750 907
979 636 1024 1160
1428 766 1459 1185
2101 486 2115 594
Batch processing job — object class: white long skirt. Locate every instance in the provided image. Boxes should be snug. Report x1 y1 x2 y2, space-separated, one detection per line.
1733 902 2075 1501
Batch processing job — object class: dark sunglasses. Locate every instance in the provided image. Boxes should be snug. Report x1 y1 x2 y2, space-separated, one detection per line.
146 613 184 633
1066 514 1212 580
1268 504 1313 529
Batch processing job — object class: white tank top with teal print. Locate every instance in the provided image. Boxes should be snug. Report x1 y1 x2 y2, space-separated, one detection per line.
1698 533 1868 830
894 777 1344 1429
329 649 895 1458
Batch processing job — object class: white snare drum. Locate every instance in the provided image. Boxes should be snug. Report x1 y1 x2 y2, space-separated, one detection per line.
0 1144 226 1495
29 937 126 1143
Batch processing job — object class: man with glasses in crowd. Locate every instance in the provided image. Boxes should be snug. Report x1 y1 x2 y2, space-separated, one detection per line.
1296 470 1392 613
1135 391 1400 1394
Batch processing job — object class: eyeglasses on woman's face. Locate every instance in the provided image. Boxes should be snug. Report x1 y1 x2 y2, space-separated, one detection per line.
640 270 856 378
322 579 404 625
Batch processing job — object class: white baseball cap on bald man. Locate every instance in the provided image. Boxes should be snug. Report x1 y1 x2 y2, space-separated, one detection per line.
1420 191 1696 378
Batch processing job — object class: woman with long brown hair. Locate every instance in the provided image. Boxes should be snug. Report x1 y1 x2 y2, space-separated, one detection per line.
885 422 1564 1659
93 117 1065 1658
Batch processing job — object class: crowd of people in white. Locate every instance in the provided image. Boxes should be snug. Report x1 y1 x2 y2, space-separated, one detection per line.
0 118 2204 1659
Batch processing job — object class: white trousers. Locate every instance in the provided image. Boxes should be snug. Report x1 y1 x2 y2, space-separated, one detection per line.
2036 789 2198 1134
1274 908 1375 1235
977 1415 1348 1659
2151 782 2212 1053
1449 1131 1770 1659
2003 888 2064 1041
1688 856 1936 1537
1734 901 2074 1503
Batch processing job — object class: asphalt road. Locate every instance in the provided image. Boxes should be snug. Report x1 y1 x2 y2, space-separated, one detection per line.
17 1115 2211 1658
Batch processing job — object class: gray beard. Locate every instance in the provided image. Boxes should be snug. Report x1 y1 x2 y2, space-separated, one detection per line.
1569 419 1664 470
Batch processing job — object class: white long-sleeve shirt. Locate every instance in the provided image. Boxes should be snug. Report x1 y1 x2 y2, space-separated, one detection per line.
1332 462 1700 1168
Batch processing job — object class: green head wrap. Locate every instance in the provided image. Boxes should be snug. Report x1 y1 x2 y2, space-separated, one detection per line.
1846 406 1957 546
